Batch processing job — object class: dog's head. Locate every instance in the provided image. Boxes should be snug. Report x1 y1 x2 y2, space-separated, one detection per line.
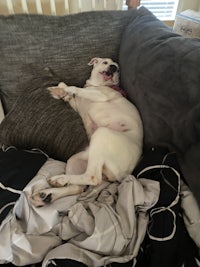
86 57 119 87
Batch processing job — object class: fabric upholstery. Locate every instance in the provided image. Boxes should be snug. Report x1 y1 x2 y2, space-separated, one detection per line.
119 7 200 206
0 71 88 161
0 10 136 112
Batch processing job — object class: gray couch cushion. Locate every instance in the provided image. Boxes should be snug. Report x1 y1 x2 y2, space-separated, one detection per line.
0 70 88 161
119 7 200 206
0 10 136 112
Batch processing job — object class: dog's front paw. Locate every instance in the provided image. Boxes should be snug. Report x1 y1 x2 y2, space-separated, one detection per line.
58 82 68 89
47 175 70 187
61 85 76 98
48 86 67 100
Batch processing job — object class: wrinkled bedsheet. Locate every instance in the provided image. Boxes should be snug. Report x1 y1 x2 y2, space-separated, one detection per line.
0 158 160 267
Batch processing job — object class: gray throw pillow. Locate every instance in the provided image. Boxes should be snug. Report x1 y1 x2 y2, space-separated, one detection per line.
0 72 88 161
0 10 136 112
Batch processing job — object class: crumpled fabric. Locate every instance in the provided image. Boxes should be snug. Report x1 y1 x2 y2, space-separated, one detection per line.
0 158 160 267
181 180 200 248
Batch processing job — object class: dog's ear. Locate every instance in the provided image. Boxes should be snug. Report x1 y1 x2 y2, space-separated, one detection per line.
88 58 101 66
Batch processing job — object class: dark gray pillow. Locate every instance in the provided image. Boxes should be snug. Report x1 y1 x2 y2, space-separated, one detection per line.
0 71 88 161
119 7 200 206
0 10 136 112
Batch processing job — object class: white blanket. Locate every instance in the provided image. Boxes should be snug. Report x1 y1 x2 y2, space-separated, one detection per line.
0 158 160 267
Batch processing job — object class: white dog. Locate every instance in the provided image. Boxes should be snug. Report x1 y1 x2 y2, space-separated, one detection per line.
31 58 143 207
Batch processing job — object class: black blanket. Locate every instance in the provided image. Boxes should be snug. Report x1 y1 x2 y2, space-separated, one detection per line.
0 146 199 267
0 146 47 224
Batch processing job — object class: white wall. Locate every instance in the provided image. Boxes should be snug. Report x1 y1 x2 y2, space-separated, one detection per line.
177 0 200 13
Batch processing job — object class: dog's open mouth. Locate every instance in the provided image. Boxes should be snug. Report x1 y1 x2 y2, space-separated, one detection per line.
100 71 113 81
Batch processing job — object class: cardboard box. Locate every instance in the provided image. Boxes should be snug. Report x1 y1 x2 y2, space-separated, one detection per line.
173 9 200 38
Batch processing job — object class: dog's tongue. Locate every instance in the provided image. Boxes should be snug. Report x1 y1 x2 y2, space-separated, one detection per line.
102 71 112 81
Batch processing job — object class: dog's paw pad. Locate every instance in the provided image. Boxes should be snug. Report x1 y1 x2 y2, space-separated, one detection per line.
39 192 46 199
30 191 52 207
39 192 52 203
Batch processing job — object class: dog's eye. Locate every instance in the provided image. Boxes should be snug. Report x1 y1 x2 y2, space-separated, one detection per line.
103 61 108 65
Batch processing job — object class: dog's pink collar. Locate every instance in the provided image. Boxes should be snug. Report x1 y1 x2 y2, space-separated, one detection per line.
109 85 127 97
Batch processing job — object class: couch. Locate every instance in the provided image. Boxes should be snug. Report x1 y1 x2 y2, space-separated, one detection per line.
0 6 200 267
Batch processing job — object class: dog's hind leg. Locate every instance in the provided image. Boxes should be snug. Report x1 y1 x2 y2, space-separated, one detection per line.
47 162 103 187
48 142 104 187
66 149 89 175
30 185 84 207
48 127 128 188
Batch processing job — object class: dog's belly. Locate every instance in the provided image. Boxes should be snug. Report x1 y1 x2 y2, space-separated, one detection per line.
88 113 130 133
87 101 141 133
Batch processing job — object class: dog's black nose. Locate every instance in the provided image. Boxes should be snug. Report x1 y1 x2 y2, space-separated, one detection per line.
109 64 118 73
